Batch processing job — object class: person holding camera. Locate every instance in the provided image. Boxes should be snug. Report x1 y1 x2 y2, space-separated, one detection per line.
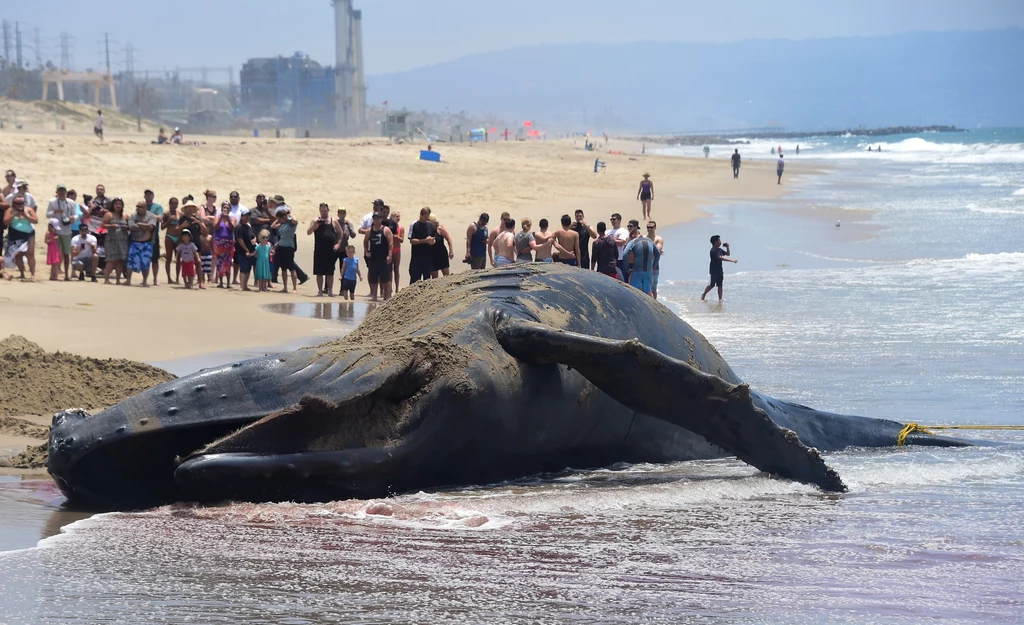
701 235 738 301
47 183 77 281
308 202 343 296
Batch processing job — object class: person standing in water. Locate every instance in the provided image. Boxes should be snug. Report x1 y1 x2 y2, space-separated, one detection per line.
701 235 737 301
703 145 710 158
777 154 785 185
637 173 654 221
731 149 741 179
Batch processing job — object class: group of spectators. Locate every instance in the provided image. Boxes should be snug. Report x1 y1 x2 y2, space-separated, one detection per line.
371 203 665 302
2 170 665 300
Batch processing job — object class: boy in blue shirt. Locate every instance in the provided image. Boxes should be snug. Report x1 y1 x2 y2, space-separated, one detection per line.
341 245 362 300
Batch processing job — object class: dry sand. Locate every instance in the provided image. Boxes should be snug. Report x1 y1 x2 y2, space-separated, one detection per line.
0 129 792 363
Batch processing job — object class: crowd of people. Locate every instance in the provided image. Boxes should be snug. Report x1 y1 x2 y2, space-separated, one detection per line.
1 171 672 301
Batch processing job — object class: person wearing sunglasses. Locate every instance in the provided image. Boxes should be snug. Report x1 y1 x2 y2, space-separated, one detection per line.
607 213 629 280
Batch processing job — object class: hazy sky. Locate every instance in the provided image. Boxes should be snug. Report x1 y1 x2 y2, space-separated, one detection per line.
3 0 1022 76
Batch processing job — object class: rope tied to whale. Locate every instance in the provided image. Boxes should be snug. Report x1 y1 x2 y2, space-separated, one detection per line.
897 423 1024 446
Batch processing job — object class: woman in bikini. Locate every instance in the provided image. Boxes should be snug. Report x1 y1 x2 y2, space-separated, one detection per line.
162 196 182 284
637 173 654 221
201 189 218 228
390 211 404 291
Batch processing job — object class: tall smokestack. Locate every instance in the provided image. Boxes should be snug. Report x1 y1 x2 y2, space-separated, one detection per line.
351 9 366 130
333 0 354 134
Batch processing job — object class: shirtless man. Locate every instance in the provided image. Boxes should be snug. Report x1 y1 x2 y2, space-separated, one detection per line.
533 218 554 262
486 211 511 262
551 214 581 266
490 218 517 266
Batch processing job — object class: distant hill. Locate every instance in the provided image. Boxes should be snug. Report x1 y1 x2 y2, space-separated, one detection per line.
368 29 1024 132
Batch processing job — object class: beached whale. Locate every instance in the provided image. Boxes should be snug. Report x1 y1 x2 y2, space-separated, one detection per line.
47 264 967 509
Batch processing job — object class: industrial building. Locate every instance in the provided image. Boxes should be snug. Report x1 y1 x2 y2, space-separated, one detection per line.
240 53 335 129
239 1 365 135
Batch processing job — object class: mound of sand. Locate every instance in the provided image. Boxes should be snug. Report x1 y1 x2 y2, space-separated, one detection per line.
0 335 175 418
0 415 50 439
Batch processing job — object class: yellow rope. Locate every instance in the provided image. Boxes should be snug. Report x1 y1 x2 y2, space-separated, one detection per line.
897 423 1024 446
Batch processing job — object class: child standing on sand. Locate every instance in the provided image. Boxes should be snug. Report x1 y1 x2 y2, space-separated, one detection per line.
45 219 62 280
254 230 273 292
340 245 361 300
176 230 199 290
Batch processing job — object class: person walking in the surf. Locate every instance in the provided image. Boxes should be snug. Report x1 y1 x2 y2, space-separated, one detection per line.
701 235 737 301
637 173 654 221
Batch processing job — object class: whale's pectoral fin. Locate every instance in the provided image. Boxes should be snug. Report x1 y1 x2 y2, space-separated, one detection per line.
497 320 847 493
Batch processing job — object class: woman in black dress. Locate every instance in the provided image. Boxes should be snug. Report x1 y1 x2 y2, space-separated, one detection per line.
429 213 455 279
307 202 342 296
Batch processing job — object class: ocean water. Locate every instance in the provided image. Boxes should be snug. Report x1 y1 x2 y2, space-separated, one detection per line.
1 132 1023 624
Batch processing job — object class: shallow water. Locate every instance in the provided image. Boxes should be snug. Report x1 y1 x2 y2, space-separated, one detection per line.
2 132 1023 623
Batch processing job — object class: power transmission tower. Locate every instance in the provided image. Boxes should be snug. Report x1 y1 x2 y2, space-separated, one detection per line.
34 27 42 68
60 31 71 70
2 20 10 66
15 21 22 68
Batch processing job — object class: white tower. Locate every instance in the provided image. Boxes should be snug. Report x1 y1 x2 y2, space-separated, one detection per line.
333 0 356 135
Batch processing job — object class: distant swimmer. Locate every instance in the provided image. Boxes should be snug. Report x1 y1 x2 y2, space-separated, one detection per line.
703 145 710 158
868 146 873 152
796 145 800 155
771 147 776 155
731 149 741 179
637 173 654 221
877 145 882 152
777 154 785 185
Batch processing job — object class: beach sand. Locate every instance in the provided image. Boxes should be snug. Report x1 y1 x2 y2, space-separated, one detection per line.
0 129 799 470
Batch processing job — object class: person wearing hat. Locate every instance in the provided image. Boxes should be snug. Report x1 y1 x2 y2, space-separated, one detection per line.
359 199 385 235
271 202 302 293
637 173 654 221
70 223 99 281
362 210 394 301
170 127 183 145
3 195 37 280
267 194 309 287
234 208 258 291
47 184 77 280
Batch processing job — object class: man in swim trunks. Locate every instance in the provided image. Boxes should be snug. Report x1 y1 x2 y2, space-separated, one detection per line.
701 235 737 301
490 218 517 266
731 149 741 179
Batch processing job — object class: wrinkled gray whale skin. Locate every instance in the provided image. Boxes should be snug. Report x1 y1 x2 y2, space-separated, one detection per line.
47 264 968 509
